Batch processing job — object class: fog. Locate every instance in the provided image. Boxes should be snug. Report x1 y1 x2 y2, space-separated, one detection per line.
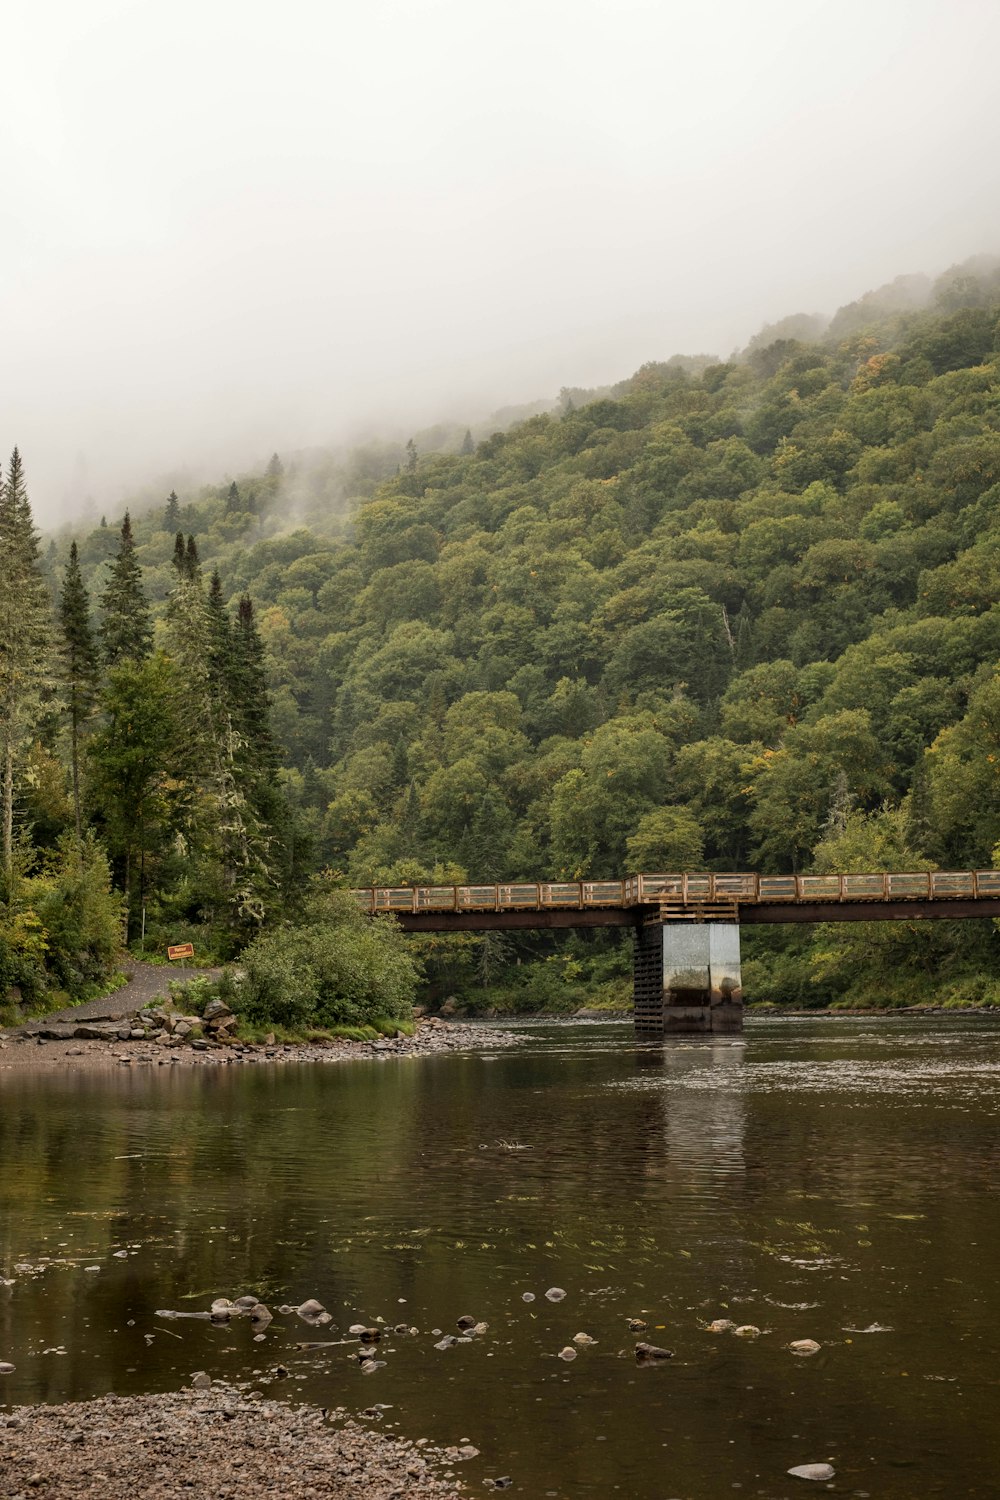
3 0 999 522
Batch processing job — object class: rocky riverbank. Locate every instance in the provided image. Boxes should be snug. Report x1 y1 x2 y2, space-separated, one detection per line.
0 1382 468 1497
0 1014 521 1073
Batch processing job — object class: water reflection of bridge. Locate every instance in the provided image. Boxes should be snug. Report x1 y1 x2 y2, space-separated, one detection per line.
352 872 1000 1036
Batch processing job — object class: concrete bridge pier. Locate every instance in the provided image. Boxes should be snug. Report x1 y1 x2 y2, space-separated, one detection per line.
633 921 743 1036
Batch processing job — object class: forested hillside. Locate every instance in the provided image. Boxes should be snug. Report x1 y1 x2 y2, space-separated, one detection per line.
13 259 1000 1012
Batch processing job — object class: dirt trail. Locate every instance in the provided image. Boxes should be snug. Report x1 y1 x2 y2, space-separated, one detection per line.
39 962 219 1024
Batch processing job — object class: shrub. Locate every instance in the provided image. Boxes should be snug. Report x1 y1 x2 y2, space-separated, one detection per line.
234 888 420 1031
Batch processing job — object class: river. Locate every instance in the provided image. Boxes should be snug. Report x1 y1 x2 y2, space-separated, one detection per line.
2 1016 999 1497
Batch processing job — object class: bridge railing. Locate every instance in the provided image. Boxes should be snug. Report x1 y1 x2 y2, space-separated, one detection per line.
352 870 1000 915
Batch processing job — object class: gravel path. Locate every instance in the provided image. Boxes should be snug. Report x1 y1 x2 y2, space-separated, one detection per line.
0 1383 468 1497
42 963 216 1024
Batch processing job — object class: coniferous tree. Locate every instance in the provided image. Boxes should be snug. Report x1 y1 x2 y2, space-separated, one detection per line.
59 542 99 841
405 438 418 471
461 428 474 455
266 453 283 478
172 531 186 573
206 570 234 696
225 482 240 514
164 491 181 530
185 535 199 579
231 596 278 780
99 512 152 666
0 450 53 883
165 574 275 932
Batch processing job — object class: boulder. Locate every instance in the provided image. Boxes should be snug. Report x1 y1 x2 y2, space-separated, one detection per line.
203 998 232 1022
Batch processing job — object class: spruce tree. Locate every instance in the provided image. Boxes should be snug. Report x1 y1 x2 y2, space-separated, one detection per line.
231 596 277 780
225 482 240 514
0 450 53 883
172 531 186 573
100 512 152 666
164 491 181 530
59 542 99 840
185 535 199 579
206 570 234 696
461 428 474 455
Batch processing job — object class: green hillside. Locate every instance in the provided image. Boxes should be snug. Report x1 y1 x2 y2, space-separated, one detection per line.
18 256 1000 1013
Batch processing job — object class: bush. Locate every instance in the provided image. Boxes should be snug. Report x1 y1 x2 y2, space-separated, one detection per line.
234 888 420 1032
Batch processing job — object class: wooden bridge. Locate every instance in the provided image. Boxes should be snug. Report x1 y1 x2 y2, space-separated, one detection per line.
352 871 1000 1036
352 870 1000 929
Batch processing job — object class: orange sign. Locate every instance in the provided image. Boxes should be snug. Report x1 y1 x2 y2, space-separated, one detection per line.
167 943 195 960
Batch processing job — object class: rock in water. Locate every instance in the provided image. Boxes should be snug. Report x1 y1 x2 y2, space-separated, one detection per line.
707 1318 735 1333
788 1463 835 1482
557 1346 577 1361
545 1287 566 1302
189 1372 211 1390
626 1318 647 1332
789 1338 821 1355
456 1315 477 1330
733 1325 761 1338
0 1362 15 1374
297 1299 326 1319
634 1342 673 1360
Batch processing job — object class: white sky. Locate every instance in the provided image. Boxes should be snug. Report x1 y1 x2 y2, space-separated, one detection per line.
3 0 999 520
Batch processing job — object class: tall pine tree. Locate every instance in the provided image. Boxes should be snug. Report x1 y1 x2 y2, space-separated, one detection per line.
100 512 152 666
59 542 99 841
0 450 53 884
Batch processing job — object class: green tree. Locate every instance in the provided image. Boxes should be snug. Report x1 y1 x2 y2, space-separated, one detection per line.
626 807 705 871
0 450 53 885
59 542 99 841
99 512 152 666
88 655 178 933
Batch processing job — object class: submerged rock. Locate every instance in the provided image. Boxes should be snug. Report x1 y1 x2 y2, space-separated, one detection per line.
706 1318 735 1333
634 1342 673 1360
544 1287 566 1302
789 1338 821 1355
733 1325 761 1338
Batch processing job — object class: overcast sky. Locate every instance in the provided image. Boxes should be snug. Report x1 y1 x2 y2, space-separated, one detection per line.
3 0 999 522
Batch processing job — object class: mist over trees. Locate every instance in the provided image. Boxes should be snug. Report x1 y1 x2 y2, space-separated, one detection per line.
6 254 1000 1012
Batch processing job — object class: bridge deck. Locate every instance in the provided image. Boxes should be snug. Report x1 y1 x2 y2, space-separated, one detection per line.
351 871 1000 928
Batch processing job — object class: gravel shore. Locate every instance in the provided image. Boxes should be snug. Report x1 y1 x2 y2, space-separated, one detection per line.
0 1383 468 1497
0 1016 520 1073
0 959 521 1074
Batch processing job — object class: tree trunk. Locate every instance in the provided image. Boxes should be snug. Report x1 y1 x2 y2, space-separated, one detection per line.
2 733 13 888
71 708 81 843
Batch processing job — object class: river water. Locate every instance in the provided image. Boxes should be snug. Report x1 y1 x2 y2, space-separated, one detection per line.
2 1017 999 1498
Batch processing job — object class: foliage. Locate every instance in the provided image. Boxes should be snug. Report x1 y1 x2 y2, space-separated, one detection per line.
20 252 1000 1008
234 886 420 1031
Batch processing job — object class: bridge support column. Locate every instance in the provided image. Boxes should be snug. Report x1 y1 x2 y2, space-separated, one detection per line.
633 922 742 1036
